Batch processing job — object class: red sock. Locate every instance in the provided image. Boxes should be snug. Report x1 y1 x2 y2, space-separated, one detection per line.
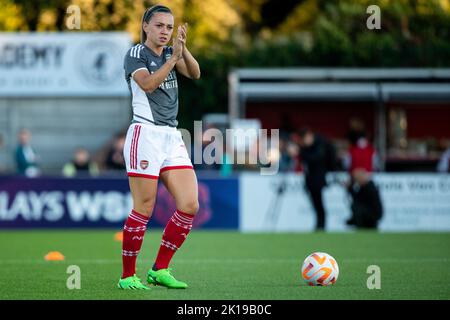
121 210 149 279
154 210 194 270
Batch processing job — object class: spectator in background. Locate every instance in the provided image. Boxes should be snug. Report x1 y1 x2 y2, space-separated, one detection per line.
105 133 126 170
343 124 383 229
344 132 379 173
15 128 40 177
219 138 234 177
346 117 366 146
344 117 379 171
278 137 299 172
437 141 450 173
192 124 222 171
298 127 337 231
346 168 383 229
62 147 99 177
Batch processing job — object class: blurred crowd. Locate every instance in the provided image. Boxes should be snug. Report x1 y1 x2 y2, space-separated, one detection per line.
5 128 127 178
4 118 450 178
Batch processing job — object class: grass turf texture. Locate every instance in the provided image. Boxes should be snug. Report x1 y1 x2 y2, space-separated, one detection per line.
0 230 449 300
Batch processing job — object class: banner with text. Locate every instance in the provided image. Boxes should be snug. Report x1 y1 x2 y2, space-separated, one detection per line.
0 176 239 229
240 173 450 232
0 32 131 97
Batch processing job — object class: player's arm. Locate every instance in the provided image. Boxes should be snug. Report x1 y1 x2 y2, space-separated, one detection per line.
175 23 201 80
133 36 184 93
133 58 177 93
176 47 200 79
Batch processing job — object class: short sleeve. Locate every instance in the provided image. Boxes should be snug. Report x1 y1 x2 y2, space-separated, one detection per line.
124 46 148 78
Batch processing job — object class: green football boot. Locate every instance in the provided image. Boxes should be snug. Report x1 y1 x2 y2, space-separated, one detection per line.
117 274 150 290
147 268 188 289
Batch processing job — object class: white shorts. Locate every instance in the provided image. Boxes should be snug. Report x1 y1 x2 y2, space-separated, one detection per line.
123 122 193 179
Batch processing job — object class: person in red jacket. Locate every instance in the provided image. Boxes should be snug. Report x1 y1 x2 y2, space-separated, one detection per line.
347 135 377 173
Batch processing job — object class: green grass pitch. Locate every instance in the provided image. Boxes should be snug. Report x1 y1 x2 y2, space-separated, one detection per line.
0 230 449 300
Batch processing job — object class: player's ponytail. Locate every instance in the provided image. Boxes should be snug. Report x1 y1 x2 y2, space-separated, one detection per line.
140 5 172 44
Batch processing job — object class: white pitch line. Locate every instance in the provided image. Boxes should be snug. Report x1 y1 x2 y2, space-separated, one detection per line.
0 257 449 265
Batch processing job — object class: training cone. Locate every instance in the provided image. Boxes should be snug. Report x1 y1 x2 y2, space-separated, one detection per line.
44 251 65 261
114 231 123 242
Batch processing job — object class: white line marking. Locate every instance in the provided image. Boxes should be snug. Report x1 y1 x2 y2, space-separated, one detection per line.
0 257 449 265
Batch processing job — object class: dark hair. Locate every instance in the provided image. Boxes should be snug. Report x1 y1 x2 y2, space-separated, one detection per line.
141 5 172 43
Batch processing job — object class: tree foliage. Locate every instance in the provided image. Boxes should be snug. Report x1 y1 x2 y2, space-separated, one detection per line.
1 0 449 129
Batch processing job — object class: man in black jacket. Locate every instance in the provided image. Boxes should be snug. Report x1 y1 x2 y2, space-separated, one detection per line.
298 128 337 231
346 168 383 229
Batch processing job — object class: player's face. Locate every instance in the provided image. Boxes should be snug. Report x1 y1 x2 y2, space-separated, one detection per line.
144 12 174 47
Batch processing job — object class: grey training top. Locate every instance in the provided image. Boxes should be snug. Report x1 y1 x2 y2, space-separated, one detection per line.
124 44 179 127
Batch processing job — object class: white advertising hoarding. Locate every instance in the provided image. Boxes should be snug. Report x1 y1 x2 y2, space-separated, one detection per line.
0 32 132 96
240 173 450 232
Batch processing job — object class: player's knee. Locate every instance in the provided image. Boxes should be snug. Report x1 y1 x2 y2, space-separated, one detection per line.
179 199 199 216
135 198 156 216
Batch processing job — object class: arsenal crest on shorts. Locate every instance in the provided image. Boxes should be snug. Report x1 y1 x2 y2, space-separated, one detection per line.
140 160 149 170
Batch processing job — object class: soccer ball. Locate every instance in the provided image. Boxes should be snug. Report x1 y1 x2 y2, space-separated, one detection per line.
301 252 339 286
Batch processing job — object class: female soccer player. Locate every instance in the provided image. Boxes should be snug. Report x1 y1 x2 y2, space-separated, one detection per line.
118 5 201 290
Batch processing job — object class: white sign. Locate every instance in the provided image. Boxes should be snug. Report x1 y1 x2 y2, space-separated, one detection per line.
0 32 132 96
240 173 450 232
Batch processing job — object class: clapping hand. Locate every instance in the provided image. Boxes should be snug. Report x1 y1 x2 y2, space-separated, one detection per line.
172 23 188 61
